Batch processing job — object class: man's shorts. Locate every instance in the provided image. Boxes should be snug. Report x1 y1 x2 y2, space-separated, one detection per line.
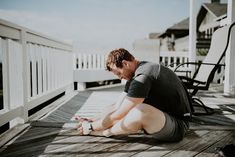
144 112 189 142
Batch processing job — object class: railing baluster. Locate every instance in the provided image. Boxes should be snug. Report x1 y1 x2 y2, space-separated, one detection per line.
92 54 95 69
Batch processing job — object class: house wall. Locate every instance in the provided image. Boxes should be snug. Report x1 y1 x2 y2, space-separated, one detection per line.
159 37 169 52
175 36 189 51
199 12 220 36
160 35 188 52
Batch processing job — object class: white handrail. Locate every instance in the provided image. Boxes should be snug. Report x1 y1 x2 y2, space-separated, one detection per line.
0 19 74 129
160 51 190 72
74 53 117 87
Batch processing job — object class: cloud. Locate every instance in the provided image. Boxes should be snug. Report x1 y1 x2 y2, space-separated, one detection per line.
0 9 134 47
0 7 160 50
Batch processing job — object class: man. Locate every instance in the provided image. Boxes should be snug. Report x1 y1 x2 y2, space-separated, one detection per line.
77 48 191 142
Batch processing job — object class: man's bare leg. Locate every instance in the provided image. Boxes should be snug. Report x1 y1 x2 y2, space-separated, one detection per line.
90 103 166 137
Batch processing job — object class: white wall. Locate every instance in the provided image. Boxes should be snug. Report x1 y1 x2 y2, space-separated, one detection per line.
133 39 160 63
175 36 189 51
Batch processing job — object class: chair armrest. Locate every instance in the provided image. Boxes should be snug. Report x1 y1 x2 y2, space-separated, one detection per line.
174 62 199 72
174 62 225 72
198 62 225 66
179 76 205 84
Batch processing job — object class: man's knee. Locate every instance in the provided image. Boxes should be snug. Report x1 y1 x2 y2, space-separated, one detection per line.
124 103 165 127
125 103 152 120
123 104 155 126
126 106 143 122
119 105 146 131
132 103 166 134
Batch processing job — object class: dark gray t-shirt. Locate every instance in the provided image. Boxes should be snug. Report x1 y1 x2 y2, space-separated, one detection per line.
124 61 191 119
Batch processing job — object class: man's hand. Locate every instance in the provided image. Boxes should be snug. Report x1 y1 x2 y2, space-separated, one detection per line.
74 115 93 122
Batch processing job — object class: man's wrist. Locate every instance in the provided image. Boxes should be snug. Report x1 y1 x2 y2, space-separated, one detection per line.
90 122 94 131
82 121 94 135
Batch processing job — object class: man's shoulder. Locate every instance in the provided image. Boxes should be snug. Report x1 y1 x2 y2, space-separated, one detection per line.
136 61 160 76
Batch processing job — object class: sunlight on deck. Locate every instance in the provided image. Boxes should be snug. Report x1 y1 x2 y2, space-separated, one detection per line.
73 91 121 119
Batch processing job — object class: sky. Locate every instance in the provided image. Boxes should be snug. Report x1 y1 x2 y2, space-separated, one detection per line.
0 0 228 52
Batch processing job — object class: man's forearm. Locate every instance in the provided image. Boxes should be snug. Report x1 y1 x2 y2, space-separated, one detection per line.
91 111 115 131
89 128 112 137
91 92 127 131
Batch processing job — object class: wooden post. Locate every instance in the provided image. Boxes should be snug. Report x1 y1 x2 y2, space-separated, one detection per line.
3 39 10 111
189 0 197 73
20 30 29 122
224 0 235 96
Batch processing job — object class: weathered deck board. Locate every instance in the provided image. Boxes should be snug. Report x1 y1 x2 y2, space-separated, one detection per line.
132 131 210 157
0 85 235 157
163 131 230 157
195 132 235 157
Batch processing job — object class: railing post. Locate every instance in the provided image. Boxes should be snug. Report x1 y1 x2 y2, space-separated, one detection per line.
20 30 29 123
101 55 105 69
3 39 10 112
224 0 235 96
88 54 92 69
78 53 82 69
97 54 101 69
83 54 87 69
92 54 95 69
189 0 197 74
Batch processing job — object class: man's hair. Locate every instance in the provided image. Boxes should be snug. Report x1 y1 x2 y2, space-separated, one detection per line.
106 48 135 71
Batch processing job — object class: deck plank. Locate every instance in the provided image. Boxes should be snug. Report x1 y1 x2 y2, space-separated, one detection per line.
132 130 209 157
195 132 235 157
163 131 230 157
43 136 104 155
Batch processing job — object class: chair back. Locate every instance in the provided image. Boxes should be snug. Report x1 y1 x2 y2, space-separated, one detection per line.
194 23 234 84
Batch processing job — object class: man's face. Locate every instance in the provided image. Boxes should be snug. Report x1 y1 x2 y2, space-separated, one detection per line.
109 61 134 81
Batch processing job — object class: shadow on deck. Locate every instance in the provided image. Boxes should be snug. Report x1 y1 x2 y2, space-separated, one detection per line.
0 85 235 157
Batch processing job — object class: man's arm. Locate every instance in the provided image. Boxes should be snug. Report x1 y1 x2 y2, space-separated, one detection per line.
91 95 144 131
88 92 127 122
75 92 127 122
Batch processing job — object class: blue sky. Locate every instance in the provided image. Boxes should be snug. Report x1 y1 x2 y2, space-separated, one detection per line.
0 0 227 51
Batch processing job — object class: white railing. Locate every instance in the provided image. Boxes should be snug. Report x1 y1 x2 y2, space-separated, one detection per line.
74 50 223 88
160 51 190 72
74 53 117 90
0 19 74 129
75 53 106 70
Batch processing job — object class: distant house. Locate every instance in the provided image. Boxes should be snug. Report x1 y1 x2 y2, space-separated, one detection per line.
158 18 189 52
156 0 227 55
197 2 227 53
149 33 161 39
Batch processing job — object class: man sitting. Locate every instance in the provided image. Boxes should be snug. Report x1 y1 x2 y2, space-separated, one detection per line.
77 48 191 142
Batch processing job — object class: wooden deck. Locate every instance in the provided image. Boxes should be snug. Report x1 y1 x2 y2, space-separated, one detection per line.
0 85 235 157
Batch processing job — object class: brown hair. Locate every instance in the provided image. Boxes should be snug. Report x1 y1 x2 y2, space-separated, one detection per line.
106 48 135 71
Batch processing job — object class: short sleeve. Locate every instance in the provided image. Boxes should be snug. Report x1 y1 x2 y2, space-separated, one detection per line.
124 81 131 93
127 74 152 98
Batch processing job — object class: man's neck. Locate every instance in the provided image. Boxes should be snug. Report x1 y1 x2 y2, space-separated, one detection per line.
133 59 140 71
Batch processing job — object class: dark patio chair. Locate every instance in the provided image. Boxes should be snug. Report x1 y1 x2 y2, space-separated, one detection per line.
174 22 235 115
